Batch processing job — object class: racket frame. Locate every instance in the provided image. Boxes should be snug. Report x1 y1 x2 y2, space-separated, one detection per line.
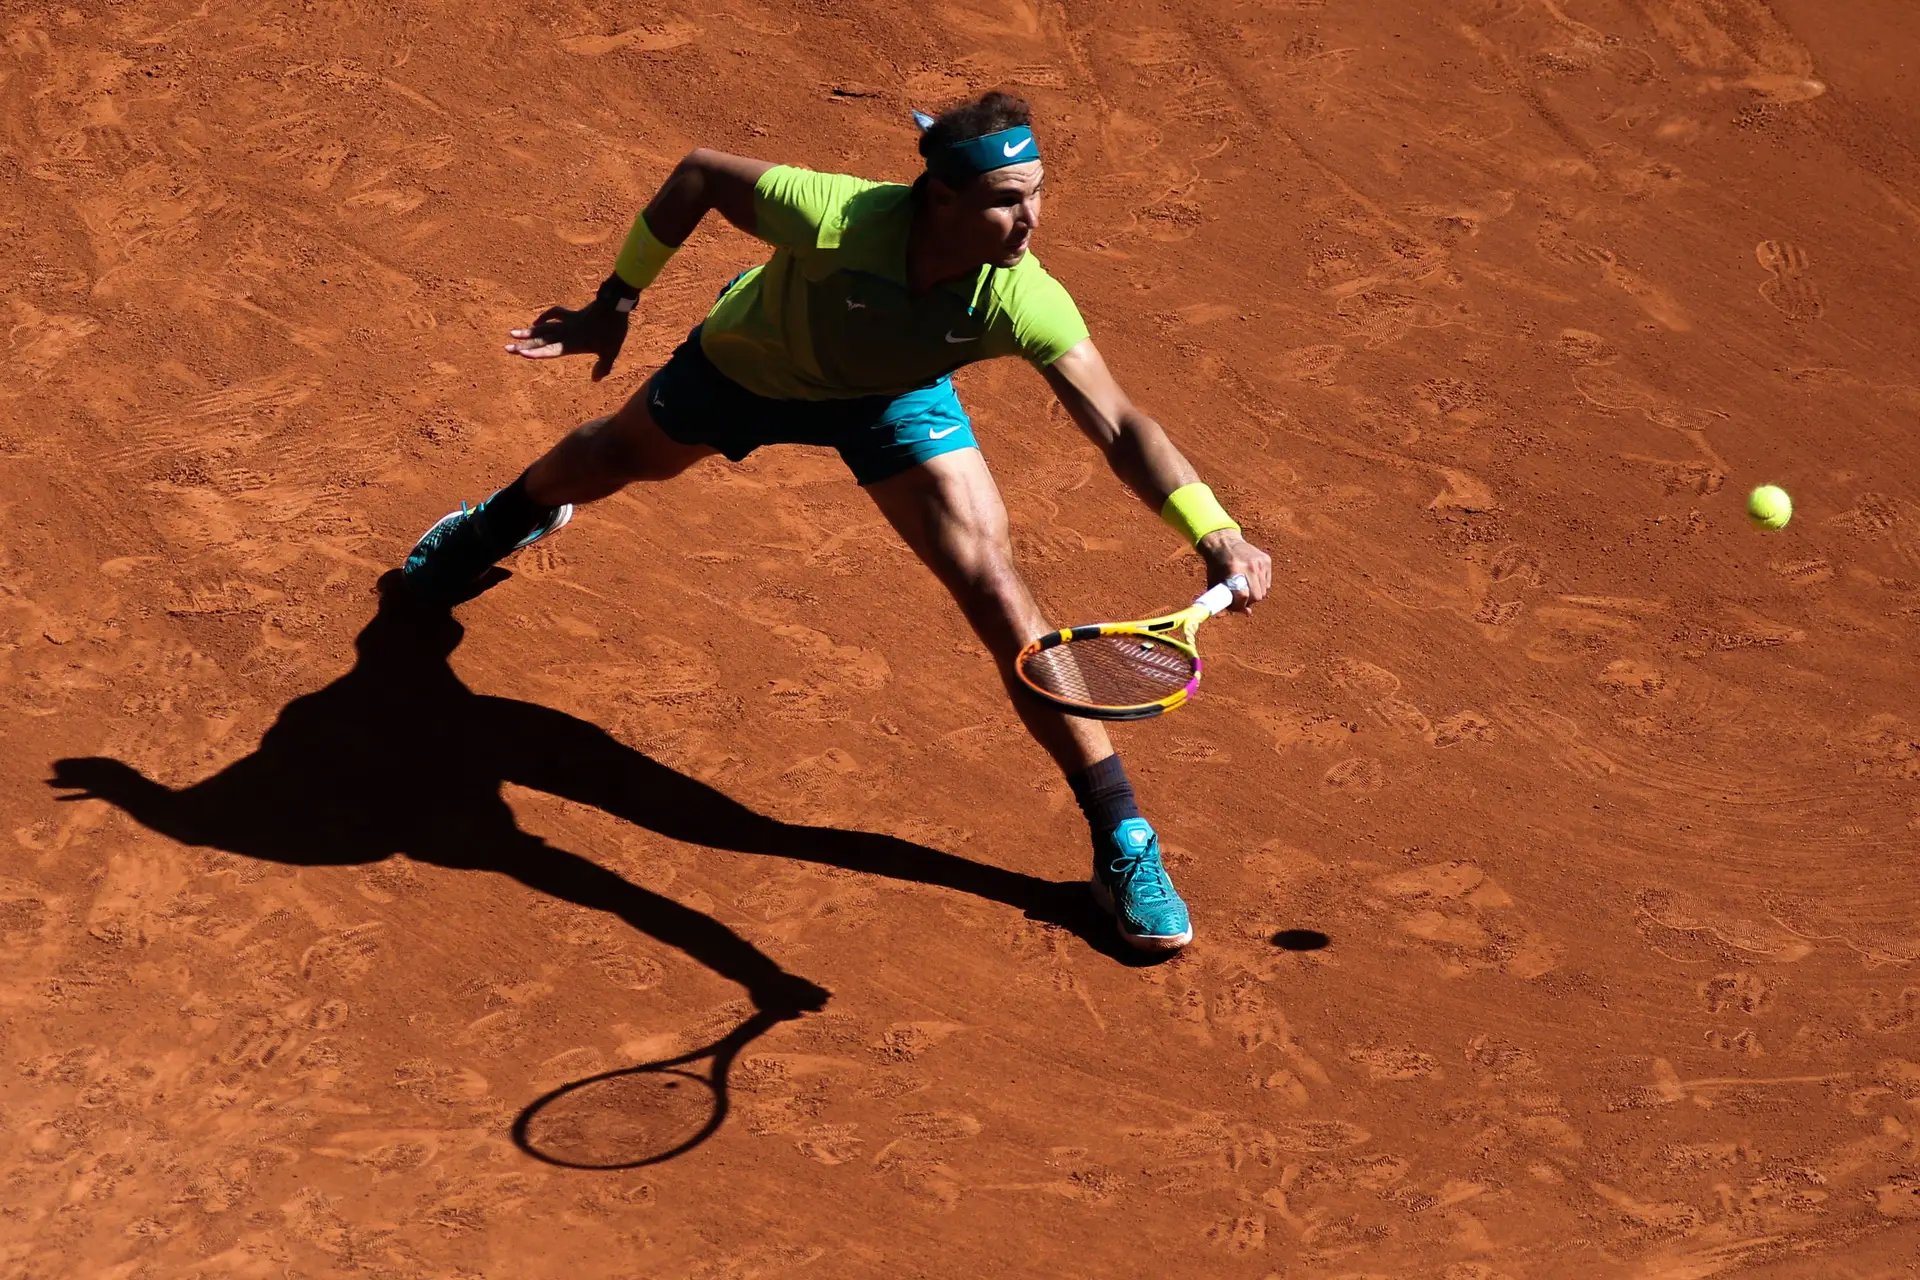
1014 576 1244 721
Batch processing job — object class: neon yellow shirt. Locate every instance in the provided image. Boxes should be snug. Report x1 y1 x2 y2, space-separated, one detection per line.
698 166 1090 401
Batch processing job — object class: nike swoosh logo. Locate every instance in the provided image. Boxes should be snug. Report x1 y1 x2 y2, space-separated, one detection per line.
1002 137 1033 158
845 299 867 310
944 329 977 343
928 424 964 440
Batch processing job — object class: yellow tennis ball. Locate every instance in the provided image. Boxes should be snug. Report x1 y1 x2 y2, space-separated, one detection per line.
1747 484 1792 530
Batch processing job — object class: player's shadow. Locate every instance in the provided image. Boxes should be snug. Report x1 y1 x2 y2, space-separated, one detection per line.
49 572 1162 1163
47 574 1146 1022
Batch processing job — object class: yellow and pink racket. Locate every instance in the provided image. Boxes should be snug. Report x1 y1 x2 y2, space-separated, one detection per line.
1016 575 1246 720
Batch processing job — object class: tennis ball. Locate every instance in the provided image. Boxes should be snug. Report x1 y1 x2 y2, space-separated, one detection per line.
1747 484 1792 530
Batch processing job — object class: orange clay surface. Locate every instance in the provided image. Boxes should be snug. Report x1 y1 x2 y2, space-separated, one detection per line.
5 1 1920 1276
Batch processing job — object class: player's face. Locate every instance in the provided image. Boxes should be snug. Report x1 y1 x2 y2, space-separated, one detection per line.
937 162 1044 268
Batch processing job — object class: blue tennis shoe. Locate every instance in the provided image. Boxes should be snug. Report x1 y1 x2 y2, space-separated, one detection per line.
1090 818 1193 951
402 494 571 600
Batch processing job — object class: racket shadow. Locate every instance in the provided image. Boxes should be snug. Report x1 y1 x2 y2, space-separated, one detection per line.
512 1007 784 1170
46 573 1147 1163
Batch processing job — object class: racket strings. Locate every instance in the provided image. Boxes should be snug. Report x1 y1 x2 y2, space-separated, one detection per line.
1021 633 1197 708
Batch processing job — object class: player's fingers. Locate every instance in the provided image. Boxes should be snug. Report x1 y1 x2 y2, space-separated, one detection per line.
1225 572 1254 613
532 305 569 326
590 350 613 381
507 341 566 359
1245 572 1268 612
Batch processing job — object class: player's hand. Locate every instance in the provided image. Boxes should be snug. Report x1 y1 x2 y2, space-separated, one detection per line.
46 756 145 804
1198 529 1271 613
505 274 638 382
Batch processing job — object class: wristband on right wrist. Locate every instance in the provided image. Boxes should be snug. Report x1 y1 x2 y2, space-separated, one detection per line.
1160 482 1240 547
612 211 678 296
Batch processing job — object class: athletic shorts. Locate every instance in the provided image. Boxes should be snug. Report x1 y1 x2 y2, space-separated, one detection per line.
646 325 979 486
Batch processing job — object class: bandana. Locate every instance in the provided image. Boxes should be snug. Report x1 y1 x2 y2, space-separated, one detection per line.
914 114 1041 184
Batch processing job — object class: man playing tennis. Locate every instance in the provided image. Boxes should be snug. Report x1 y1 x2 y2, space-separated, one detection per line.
402 92 1272 951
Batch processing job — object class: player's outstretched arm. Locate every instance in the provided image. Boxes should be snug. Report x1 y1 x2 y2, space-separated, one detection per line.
505 150 774 379
1042 339 1272 611
635 149 775 243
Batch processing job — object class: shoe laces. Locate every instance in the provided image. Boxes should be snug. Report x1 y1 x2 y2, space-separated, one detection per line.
422 502 476 549
1109 829 1174 902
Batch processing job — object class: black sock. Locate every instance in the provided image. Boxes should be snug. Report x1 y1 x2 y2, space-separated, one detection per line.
477 471 556 546
1066 753 1140 835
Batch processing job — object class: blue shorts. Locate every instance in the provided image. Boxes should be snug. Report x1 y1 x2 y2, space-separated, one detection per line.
646 326 979 486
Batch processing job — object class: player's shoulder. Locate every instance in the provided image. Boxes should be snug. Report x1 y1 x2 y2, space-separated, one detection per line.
979 249 1089 364
987 250 1076 309
755 166 910 246
756 166 905 214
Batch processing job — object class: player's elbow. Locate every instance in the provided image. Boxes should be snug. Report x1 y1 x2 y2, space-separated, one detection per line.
1103 407 1160 458
676 149 751 195
1065 401 1132 455
673 149 718 188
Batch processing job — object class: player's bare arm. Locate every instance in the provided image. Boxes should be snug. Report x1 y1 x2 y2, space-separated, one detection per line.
504 150 774 378
1042 340 1273 611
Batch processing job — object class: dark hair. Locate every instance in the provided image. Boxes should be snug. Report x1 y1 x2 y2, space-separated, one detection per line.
917 90 1032 176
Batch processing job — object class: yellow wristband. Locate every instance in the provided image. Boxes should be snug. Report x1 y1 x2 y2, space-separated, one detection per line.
1160 482 1240 547
612 213 678 291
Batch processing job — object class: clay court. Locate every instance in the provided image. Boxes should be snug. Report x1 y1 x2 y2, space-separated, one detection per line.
6 0 1920 1275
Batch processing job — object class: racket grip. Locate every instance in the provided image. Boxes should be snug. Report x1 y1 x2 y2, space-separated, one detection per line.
1195 575 1249 615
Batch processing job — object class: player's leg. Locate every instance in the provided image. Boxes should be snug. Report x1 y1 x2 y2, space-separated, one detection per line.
864 446 1193 951
483 829 826 1016
521 380 715 505
402 359 715 599
864 448 1104 768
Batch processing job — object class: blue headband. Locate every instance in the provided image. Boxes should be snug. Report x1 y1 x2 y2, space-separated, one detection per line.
925 124 1040 184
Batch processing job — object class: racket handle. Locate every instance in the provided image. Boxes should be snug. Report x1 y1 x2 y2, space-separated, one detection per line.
1195 574 1249 616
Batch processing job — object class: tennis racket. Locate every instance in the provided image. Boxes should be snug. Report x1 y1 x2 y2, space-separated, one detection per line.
1016 574 1248 720
512 1007 781 1170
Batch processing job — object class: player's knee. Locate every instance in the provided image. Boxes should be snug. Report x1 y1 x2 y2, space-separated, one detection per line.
942 501 1010 565
951 533 1023 606
597 424 656 480
598 408 685 481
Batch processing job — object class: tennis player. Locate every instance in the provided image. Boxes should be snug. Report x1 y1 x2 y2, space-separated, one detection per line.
402 92 1272 951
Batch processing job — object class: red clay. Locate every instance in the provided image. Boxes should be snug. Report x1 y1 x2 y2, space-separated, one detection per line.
5 1 1920 1275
